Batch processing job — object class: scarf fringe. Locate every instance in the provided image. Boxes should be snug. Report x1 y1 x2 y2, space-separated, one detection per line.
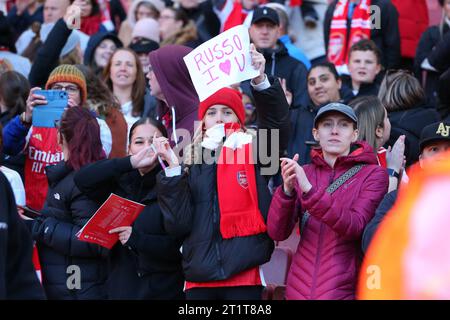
220 210 267 239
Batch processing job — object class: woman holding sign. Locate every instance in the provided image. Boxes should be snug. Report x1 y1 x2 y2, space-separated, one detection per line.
74 117 184 300
154 46 290 300
30 107 108 300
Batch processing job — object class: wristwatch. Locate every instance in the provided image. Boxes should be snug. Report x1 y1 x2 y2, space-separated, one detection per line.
387 168 400 179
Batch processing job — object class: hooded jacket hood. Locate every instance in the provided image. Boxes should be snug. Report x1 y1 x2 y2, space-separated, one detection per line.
149 44 199 138
310 140 378 169
83 32 123 66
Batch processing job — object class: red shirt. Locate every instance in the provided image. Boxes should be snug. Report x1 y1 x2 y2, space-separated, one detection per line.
185 267 262 290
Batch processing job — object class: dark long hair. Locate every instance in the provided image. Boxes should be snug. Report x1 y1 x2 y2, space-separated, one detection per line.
58 107 105 170
129 117 168 144
0 71 30 120
103 48 146 117
307 61 340 80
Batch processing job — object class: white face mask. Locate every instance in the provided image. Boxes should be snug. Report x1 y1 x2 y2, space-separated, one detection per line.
201 123 225 150
201 123 252 151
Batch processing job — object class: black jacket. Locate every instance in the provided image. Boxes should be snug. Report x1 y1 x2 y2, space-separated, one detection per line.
428 27 450 73
32 161 108 300
242 42 309 110
0 171 45 299
74 158 184 300
324 0 401 69
415 24 450 105
181 1 220 43
439 68 450 120
157 77 289 282
362 190 398 253
83 32 123 72
341 74 381 101
261 42 309 109
388 105 440 167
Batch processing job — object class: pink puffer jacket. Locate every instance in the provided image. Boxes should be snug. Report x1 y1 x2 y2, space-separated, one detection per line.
267 142 388 300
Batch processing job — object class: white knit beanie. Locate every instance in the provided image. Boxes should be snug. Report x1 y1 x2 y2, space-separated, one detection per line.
131 18 160 43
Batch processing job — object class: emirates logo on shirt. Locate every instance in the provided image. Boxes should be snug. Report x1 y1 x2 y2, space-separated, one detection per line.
237 171 248 189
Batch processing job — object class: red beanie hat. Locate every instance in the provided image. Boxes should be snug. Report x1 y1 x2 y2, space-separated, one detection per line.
198 87 245 124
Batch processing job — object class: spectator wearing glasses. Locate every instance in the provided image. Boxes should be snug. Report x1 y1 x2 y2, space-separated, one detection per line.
159 7 201 48
2 65 112 210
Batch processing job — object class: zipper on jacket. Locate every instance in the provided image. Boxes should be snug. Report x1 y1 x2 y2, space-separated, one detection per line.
329 169 335 185
310 223 325 299
212 172 226 279
270 52 276 76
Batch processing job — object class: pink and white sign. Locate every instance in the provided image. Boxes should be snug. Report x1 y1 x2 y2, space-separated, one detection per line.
183 25 259 101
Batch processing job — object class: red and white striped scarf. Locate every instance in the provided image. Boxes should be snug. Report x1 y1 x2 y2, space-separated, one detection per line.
327 0 372 70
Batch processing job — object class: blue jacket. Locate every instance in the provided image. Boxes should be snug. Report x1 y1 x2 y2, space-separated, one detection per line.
2 115 28 156
279 35 311 70
362 190 398 253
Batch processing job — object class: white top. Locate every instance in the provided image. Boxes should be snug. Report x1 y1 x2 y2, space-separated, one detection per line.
287 1 328 61
0 166 26 206
0 51 31 78
96 118 112 157
15 28 36 55
121 101 140 144
25 118 112 158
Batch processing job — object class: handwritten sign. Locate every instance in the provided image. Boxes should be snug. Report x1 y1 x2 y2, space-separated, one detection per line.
183 25 259 101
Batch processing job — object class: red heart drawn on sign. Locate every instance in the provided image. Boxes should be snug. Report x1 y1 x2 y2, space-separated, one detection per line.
219 60 231 75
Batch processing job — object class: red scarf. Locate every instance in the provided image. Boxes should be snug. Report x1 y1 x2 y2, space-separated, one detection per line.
216 123 266 239
289 0 302 7
377 147 387 168
327 0 371 67
80 15 102 36
223 1 247 31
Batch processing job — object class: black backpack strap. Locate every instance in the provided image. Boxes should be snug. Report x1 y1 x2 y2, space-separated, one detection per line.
300 164 366 234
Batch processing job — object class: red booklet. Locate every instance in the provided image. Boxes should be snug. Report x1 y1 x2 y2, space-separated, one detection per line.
77 193 145 249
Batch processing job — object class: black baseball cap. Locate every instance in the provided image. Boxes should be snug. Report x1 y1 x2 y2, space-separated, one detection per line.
129 38 160 54
251 6 280 25
314 103 358 128
419 121 450 151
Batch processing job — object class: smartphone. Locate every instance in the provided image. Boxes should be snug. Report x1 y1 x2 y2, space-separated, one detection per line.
32 90 68 128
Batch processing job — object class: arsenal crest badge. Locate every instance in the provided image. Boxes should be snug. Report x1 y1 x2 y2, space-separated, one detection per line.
237 171 248 189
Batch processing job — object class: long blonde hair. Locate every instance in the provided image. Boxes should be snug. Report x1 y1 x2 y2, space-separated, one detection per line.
350 96 386 151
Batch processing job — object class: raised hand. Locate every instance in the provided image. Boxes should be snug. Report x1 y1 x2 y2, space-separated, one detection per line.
153 134 179 168
386 135 405 174
280 154 312 195
24 87 47 123
129 145 158 170
279 78 293 106
281 154 300 196
250 44 266 85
